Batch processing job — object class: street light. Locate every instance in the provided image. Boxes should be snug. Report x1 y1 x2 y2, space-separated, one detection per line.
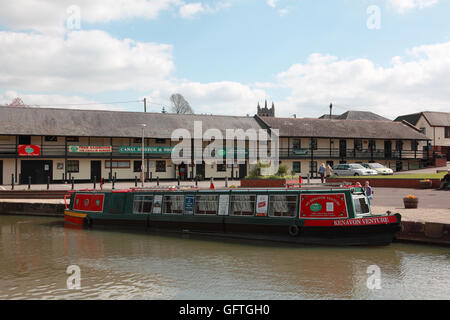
140 124 146 188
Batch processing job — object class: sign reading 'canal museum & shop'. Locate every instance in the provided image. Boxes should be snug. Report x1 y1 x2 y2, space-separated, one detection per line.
18 145 41 156
118 146 174 154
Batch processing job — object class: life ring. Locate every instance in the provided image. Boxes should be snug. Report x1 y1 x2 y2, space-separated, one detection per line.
289 224 300 237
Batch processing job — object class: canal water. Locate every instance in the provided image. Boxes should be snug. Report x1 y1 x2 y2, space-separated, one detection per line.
0 215 449 300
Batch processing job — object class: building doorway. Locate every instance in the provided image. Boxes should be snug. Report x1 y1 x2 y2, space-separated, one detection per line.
239 163 247 179
91 160 101 182
21 160 52 184
196 162 205 180
385 141 392 159
339 140 347 159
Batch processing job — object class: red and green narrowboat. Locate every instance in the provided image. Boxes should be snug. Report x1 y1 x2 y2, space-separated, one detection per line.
64 185 402 246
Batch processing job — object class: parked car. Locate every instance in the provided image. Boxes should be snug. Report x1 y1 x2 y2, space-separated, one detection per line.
332 163 378 176
362 163 394 175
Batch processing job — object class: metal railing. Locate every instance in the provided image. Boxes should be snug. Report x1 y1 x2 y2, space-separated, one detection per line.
0 144 428 161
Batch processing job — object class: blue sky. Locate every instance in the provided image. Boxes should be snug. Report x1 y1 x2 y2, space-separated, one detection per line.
0 0 449 118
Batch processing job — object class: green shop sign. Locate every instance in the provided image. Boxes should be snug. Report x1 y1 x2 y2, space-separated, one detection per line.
217 148 249 159
293 148 308 155
118 146 174 154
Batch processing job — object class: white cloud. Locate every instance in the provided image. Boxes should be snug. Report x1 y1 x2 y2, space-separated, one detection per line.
272 42 450 118
267 0 278 8
0 30 174 93
0 0 231 33
179 1 231 19
387 0 439 13
0 90 129 111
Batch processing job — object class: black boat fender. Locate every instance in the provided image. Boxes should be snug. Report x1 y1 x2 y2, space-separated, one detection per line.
288 224 300 237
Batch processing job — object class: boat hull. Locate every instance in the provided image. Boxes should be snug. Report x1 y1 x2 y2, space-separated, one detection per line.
66 211 401 246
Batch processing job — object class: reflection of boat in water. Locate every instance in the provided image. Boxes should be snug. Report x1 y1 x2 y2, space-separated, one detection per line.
64 185 401 246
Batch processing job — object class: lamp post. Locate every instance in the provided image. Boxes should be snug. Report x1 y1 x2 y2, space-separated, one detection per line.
141 124 146 188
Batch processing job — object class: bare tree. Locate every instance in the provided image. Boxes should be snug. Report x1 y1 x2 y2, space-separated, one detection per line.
170 93 194 114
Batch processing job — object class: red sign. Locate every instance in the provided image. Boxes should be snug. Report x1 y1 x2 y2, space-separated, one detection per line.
304 215 398 227
300 193 348 219
73 194 105 212
18 145 41 156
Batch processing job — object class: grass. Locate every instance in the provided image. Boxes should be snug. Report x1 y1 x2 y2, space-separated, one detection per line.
329 173 446 179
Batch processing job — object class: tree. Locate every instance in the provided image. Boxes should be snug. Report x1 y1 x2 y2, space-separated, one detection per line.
170 93 194 114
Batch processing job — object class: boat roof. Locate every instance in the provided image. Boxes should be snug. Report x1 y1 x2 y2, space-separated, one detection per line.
74 183 364 194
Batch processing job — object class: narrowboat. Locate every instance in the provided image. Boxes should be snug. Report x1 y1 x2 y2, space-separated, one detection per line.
64 185 402 246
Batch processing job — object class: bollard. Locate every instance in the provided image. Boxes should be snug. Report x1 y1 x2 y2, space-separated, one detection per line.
157 176 160 186
71 177 74 190
112 176 115 190
28 176 31 190
101 178 104 191
47 176 50 190
195 175 198 187
225 177 228 188
135 176 138 187
178 176 180 186
150 172 152 182
94 176 97 189
19 173 22 185
307 173 310 184
11 174 14 190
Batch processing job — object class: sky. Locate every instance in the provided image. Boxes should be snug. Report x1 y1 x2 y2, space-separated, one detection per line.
0 0 450 119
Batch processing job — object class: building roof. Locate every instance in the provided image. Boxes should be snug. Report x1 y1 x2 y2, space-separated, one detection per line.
394 111 450 127
260 116 429 140
319 110 390 121
0 106 261 139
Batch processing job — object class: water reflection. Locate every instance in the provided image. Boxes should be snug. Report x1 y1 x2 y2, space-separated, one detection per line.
0 216 449 300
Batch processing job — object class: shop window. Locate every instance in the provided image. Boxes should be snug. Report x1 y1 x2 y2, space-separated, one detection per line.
230 194 256 216
368 140 376 151
45 136 58 142
105 160 130 169
163 195 184 214
310 138 318 150
133 138 142 144
156 139 166 144
445 127 450 138
412 140 418 151
195 195 218 215
217 164 226 172
156 160 166 172
269 195 297 217
354 139 363 151
66 137 79 142
67 160 79 173
293 162 301 173
293 139 301 149
19 136 31 145
133 195 153 214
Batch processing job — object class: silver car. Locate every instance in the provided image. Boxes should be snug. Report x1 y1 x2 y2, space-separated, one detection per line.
332 163 378 176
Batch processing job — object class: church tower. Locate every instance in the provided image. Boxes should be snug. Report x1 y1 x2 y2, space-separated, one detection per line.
257 100 275 117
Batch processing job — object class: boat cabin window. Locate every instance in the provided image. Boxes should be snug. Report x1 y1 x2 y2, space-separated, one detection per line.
353 196 371 216
163 195 184 214
230 194 256 216
269 195 297 217
195 195 219 215
133 195 153 214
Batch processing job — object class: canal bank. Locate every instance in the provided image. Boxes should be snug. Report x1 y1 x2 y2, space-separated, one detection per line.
0 198 449 247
